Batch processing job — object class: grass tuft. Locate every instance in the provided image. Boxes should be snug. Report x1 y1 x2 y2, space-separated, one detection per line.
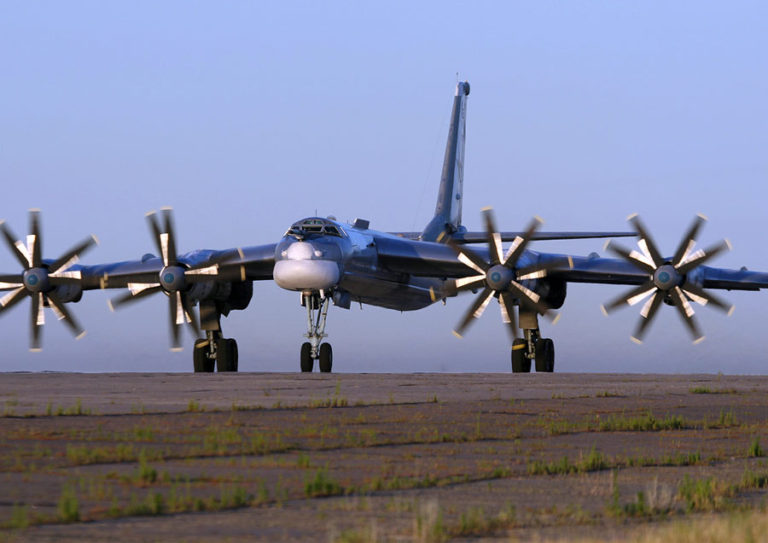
57 484 80 523
305 468 343 497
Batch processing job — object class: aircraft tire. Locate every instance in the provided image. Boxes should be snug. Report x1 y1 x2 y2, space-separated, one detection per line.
511 339 530 373
216 338 238 372
319 343 333 373
300 342 313 372
229 339 239 372
193 339 214 373
535 338 555 373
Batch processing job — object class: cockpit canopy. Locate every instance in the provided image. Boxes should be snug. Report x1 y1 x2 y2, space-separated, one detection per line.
285 217 344 239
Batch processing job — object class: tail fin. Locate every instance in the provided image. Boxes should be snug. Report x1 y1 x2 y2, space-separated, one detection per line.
421 80 470 242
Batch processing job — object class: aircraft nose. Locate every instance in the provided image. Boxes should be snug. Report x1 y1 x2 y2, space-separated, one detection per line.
274 241 341 291
283 241 317 260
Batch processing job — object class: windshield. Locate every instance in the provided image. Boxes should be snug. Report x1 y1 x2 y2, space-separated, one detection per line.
285 218 344 239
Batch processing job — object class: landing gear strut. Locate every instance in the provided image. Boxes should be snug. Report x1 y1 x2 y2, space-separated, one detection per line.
510 309 554 373
192 301 239 373
301 291 333 373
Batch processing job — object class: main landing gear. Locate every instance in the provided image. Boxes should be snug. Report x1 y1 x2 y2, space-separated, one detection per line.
510 309 554 373
300 291 333 373
192 301 239 373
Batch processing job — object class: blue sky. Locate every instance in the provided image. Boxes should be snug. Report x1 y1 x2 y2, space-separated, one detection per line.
1 2 767 373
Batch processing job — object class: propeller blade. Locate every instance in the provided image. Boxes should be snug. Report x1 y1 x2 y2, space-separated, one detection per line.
0 274 24 290
628 215 664 268
48 275 84 287
447 239 489 275
516 256 574 281
672 214 706 268
169 291 183 350
670 286 704 342
482 207 503 266
146 211 166 266
180 292 201 338
30 292 44 351
453 287 494 338
630 290 664 344
47 291 85 339
601 280 657 315
677 239 731 274
507 280 552 317
604 240 656 274
108 285 163 311
162 208 178 267
502 216 543 268
453 274 486 292
48 235 99 274
0 287 28 313
681 282 734 314
0 221 31 269
29 210 42 268
499 292 518 342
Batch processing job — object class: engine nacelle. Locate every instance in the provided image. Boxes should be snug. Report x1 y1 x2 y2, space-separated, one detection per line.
52 284 83 303
187 280 253 315
537 278 567 310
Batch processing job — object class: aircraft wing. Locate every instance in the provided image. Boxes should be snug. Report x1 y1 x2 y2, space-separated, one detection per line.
377 237 768 291
540 252 768 291
79 243 276 290
389 231 636 242
376 236 475 277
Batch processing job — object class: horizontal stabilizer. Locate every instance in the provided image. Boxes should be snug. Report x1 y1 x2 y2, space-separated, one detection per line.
390 231 636 243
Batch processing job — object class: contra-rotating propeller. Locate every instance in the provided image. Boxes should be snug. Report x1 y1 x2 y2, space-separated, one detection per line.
446 207 569 340
601 214 733 343
0 210 98 350
107 207 244 351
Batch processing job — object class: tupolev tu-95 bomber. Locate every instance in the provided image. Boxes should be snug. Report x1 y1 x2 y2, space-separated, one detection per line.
2 81 768 373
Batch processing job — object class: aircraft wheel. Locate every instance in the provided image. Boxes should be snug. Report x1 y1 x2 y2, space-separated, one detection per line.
193 339 215 373
319 343 333 373
535 338 555 373
216 338 238 372
511 339 530 373
300 342 313 372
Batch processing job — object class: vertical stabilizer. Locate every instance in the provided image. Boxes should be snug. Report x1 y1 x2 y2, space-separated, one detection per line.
421 80 470 242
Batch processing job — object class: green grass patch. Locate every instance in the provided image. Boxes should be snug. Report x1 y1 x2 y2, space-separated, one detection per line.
527 446 608 475
186 400 204 412
597 411 686 432
57 484 80 523
305 468 343 497
595 391 622 398
689 386 739 394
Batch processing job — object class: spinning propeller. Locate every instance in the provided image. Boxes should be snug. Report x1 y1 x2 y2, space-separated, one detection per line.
447 207 568 340
107 208 244 351
0 210 98 350
601 214 733 343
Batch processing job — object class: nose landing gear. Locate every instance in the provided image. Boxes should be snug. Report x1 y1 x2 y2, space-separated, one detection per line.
300 291 333 373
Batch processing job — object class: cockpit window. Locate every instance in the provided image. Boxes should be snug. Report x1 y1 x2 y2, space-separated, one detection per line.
285 218 344 238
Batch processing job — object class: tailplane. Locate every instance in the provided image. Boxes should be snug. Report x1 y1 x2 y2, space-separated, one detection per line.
421 81 470 242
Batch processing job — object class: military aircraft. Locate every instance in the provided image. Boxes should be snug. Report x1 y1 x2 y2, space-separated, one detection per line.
2 81 768 373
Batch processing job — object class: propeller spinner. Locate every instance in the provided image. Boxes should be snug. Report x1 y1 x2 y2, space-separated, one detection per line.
0 210 97 350
447 207 568 340
601 214 733 343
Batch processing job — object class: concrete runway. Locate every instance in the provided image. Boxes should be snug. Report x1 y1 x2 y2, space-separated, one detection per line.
2 372 764 415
